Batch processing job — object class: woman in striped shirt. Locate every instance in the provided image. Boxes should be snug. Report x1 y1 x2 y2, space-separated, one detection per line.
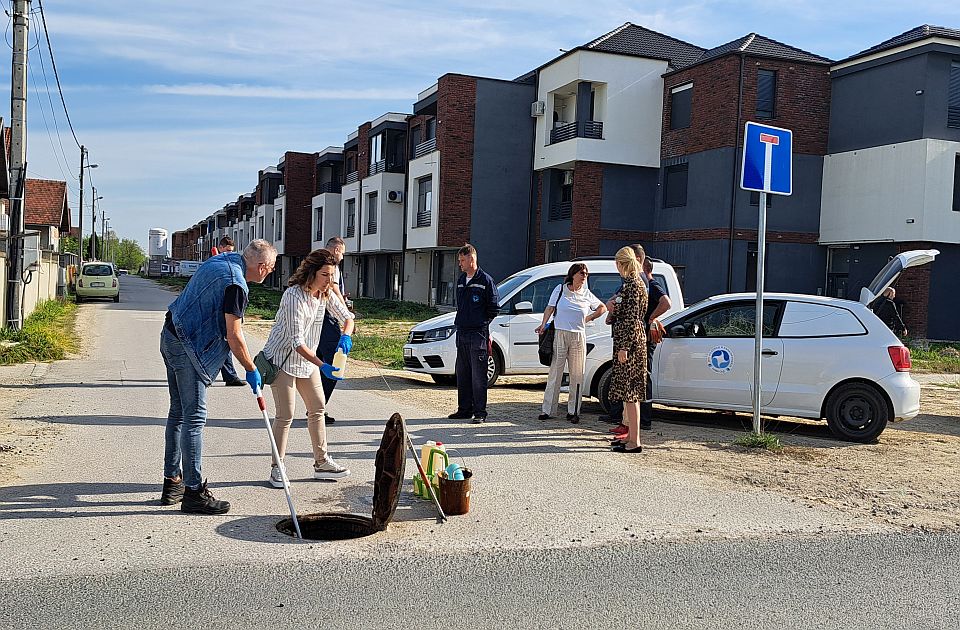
262 248 355 487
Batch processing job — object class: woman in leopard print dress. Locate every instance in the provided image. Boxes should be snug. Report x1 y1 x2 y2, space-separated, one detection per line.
609 246 648 453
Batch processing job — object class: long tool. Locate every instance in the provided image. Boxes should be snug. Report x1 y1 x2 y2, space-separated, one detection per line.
254 387 302 538
367 361 447 522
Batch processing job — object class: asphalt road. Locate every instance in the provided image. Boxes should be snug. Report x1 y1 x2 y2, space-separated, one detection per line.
1 276 958 629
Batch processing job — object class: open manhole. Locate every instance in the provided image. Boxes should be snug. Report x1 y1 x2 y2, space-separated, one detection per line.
277 412 406 540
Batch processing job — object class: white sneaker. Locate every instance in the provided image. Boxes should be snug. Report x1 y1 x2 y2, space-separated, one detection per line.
269 465 285 489
313 456 350 480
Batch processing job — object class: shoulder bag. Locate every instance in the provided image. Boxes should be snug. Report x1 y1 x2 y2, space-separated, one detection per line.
537 286 564 367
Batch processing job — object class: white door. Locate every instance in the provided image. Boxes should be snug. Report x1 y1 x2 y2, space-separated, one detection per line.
655 300 784 409
504 275 564 369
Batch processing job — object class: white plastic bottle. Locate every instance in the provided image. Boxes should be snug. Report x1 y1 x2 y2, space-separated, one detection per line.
331 348 347 378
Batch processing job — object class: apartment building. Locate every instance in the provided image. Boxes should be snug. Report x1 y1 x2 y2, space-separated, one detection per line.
405 73 536 307
820 25 960 339
340 114 409 300
530 24 704 266
656 33 832 301
311 147 344 251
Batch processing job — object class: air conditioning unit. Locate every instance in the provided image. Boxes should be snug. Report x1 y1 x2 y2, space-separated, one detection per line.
387 190 404 203
530 100 546 117
562 170 574 186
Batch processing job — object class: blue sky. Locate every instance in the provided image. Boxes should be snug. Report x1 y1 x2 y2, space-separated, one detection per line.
5 0 960 249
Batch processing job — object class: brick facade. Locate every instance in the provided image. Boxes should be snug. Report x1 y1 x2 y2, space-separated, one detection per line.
894 242 934 339
662 55 831 159
357 122 371 181
533 174 545 264
436 74 477 248
281 151 316 257
570 162 604 258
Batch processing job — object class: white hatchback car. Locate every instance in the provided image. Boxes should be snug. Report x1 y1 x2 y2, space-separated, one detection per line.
404 258 685 386
582 249 938 442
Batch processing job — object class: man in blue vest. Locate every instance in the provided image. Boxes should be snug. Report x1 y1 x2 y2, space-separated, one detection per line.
159 239 278 514
448 244 500 424
216 236 247 387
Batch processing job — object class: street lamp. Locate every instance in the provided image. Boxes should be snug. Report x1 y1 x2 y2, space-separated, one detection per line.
77 146 98 269
90 188 103 260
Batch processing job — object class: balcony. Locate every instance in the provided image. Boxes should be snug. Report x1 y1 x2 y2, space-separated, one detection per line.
549 201 572 221
345 171 359 184
369 160 386 176
549 120 604 145
414 138 437 159
317 181 341 194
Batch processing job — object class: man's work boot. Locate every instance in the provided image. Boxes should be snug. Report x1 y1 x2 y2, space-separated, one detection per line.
181 480 230 515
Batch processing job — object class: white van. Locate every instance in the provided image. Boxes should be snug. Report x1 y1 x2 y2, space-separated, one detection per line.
178 261 201 277
403 258 685 386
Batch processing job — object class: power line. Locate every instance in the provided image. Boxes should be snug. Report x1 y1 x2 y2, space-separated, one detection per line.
31 6 76 179
35 0 80 149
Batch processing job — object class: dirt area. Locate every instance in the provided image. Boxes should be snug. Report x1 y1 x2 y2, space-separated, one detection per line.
344 359 960 532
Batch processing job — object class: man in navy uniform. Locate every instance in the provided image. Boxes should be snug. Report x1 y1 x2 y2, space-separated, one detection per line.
448 244 500 424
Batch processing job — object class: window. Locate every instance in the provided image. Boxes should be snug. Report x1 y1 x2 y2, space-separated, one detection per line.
663 164 689 208
416 176 432 227
749 191 773 207
275 209 283 241
949 62 960 128
587 273 622 302
411 126 422 150
756 69 777 119
954 154 960 212
370 133 384 167
670 83 693 130
315 207 323 241
258 216 264 239
366 192 378 234
546 240 570 262
778 302 866 337
426 117 436 140
508 276 565 313
685 302 781 338
346 199 356 238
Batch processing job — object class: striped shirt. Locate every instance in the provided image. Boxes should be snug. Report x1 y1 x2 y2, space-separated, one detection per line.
262 285 354 379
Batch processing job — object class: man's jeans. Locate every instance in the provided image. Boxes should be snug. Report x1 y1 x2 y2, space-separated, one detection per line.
160 329 208 489
220 353 239 382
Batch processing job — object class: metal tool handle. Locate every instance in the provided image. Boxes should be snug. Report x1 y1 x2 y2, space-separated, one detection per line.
255 388 302 539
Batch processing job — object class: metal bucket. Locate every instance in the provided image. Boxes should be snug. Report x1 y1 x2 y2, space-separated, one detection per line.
437 468 472 516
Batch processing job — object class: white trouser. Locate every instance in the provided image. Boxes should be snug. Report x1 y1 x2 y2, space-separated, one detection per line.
542 328 586 416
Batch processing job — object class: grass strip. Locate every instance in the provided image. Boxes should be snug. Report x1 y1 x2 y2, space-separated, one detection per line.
733 431 783 451
0 299 78 364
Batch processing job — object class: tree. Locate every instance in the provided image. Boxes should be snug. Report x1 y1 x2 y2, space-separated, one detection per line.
113 238 147 272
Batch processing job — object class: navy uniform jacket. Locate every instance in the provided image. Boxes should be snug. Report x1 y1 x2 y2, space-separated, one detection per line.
454 267 500 332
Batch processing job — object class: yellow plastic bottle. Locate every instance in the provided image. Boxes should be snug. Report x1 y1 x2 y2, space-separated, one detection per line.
331 348 347 378
420 441 448 477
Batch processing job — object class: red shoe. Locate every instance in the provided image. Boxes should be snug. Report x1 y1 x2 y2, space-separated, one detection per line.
610 424 628 434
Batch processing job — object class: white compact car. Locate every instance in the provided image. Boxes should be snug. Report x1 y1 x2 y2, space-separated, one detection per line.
582 249 938 442
404 258 685 387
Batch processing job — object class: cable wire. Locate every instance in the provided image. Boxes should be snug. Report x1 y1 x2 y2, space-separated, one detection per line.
31 13 77 180
35 0 81 149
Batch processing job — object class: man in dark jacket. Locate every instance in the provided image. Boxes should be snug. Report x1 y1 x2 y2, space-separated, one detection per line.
448 244 500 424
315 236 348 423
871 287 908 337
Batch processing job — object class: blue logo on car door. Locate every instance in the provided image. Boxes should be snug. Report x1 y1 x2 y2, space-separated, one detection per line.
709 346 733 373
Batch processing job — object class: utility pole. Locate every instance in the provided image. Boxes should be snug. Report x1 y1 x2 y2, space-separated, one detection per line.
78 146 86 270
6 0 31 330
90 185 97 260
100 209 105 261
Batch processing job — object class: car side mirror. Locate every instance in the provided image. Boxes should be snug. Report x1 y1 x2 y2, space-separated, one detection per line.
514 301 534 314
669 325 687 337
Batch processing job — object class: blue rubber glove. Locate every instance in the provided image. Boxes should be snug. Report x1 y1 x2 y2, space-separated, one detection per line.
336 334 353 355
245 368 262 394
319 363 344 381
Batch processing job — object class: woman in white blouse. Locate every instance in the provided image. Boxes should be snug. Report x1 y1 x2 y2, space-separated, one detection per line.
261 248 355 487
535 263 606 423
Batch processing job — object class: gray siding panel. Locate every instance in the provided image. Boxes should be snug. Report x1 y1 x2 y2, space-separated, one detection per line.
600 165 658 231
656 149 734 231
734 153 824 233
925 243 960 341
471 78 536 282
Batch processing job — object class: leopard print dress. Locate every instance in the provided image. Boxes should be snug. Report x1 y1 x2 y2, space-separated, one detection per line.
610 276 648 403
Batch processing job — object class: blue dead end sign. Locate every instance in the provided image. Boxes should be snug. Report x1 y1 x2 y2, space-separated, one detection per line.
741 122 792 196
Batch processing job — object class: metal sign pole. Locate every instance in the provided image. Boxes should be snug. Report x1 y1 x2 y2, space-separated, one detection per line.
753 191 767 434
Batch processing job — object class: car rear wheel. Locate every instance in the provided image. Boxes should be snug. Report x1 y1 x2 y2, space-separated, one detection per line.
75 294 82 304
597 365 614 414
825 382 890 443
487 348 503 388
113 293 120 303
431 374 456 386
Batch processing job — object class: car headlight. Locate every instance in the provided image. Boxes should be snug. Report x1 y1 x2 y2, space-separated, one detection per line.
423 326 456 342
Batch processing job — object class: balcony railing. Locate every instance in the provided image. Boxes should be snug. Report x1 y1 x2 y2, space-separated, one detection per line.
369 159 386 175
317 181 341 194
344 171 359 184
549 201 573 221
549 120 604 144
414 138 437 159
